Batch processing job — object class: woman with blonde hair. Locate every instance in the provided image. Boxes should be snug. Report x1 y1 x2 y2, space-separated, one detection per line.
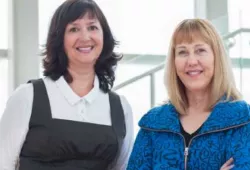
127 19 250 170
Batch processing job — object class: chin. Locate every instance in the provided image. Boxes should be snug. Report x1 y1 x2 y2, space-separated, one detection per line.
77 58 96 64
185 85 210 93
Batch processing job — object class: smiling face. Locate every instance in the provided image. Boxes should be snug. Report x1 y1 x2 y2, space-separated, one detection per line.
174 39 215 93
64 12 103 68
164 19 241 115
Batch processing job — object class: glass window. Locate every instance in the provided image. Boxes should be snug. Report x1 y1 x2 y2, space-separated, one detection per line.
241 32 250 59
228 0 250 31
155 69 167 105
0 58 8 116
39 0 66 76
0 0 8 49
116 76 151 135
39 0 66 46
98 0 194 55
0 0 8 116
233 68 241 91
242 68 250 102
228 0 250 103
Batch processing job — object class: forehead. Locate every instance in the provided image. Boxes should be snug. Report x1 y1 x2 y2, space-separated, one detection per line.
70 12 99 24
173 26 211 48
176 40 208 48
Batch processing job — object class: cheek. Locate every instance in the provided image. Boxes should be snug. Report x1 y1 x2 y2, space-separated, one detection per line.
99 38 104 49
95 30 104 43
206 53 214 69
210 64 215 74
95 36 104 55
175 58 185 73
64 41 69 51
96 34 104 47
64 36 73 53
204 59 214 74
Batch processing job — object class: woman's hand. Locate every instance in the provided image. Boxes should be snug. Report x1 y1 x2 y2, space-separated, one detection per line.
220 158 234 170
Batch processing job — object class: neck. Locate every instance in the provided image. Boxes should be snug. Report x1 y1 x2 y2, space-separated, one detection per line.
186 89 211 114
67 66 95 97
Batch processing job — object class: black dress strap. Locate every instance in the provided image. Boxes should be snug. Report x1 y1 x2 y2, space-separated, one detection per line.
108 91 126 140
108 91 126 167
28 79 52 126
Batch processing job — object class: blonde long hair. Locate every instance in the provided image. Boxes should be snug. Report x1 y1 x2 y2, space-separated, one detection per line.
164 19 241 114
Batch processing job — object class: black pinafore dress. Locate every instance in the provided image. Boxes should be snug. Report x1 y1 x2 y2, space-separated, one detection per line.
18 79 126 170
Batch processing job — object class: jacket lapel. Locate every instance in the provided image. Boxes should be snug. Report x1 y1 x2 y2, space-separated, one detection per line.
139 100 250 134
200 100 250 134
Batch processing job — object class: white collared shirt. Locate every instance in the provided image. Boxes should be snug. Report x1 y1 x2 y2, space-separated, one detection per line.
0 76 134 170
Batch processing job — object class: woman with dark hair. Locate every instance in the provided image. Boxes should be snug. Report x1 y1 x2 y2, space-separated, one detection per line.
0 0 134 169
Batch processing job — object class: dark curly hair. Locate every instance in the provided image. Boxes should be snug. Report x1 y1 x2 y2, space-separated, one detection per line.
42 0 122 93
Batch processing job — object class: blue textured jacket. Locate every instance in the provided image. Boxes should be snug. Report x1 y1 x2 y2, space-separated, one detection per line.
127 100 250 170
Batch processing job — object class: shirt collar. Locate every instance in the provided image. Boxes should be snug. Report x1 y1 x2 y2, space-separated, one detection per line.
84 75 100 104
55 75 100 105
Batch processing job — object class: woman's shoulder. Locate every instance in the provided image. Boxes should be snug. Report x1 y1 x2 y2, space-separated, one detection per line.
117 94 132 117
3 82 34 118
144 102 175 116
215 99 250 119
8 77 50 103
9 82 33 101
138 103 178 129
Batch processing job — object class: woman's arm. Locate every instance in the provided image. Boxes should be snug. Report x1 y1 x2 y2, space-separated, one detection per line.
227 123 250 170
0 84 33 170
109 95 134 170
126 128 152 170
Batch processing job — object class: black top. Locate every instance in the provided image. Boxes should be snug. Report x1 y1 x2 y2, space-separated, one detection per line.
19 79 126 170
180 122 202 147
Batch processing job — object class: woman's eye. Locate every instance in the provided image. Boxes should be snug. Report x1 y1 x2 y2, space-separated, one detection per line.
178 50 187 55
88 25 98 31
197 48 206 53
69 27 79 32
